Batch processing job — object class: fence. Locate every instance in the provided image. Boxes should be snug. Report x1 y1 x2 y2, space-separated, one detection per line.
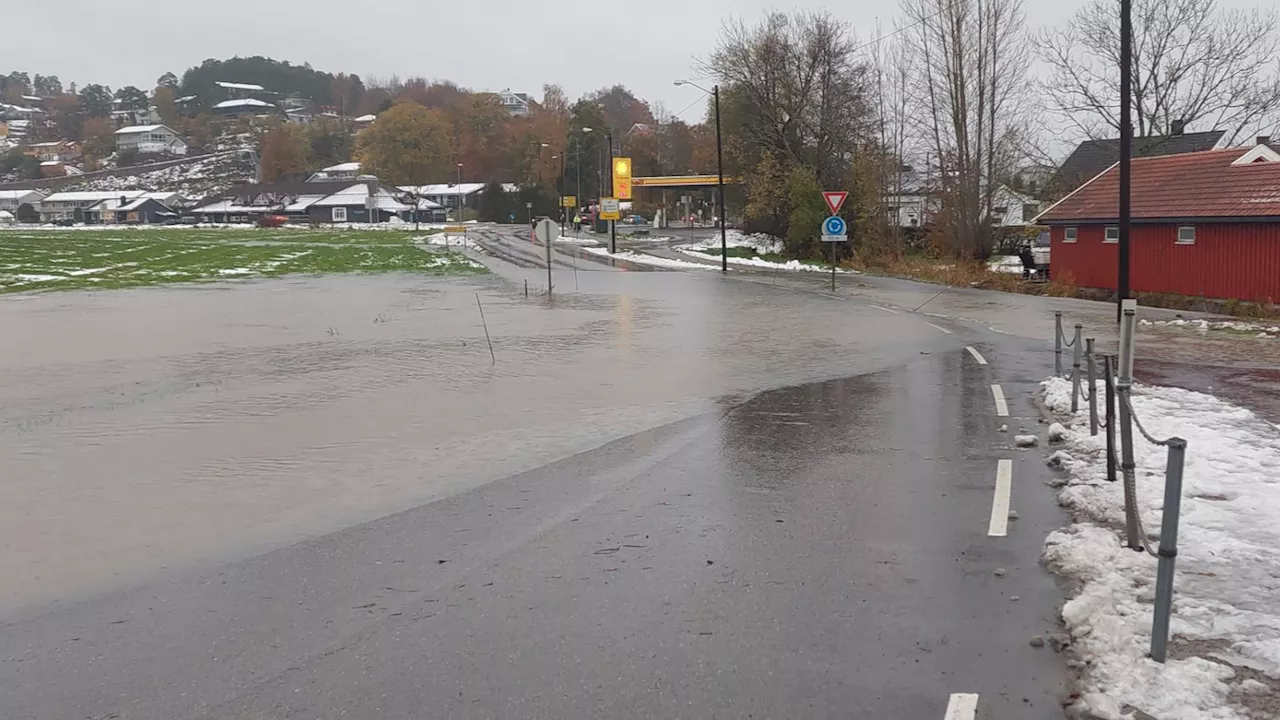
1053 300 1188 664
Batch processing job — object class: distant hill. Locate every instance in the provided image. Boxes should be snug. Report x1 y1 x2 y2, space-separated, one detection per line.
179 57 362 111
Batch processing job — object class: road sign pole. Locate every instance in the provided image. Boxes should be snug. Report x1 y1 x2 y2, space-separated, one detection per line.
830 242 836 292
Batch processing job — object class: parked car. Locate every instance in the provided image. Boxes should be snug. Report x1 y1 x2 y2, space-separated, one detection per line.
621 215 649 226
257 215 288 228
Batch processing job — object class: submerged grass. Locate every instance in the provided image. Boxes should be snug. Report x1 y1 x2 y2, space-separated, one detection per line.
0 227 482 294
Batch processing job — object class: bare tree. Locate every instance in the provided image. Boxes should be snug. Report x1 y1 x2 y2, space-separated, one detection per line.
902 0 1031 258
703 10 872 189
1038 0 1280 142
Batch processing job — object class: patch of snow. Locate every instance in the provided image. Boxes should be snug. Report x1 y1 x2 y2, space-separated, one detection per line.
555 234 602 246
580 247 715 271
1048 422 1069 442
1039 375 1280 719
1014 434 1039 447
988 255 1025 274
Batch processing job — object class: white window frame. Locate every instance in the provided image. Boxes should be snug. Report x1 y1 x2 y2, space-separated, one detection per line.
1104 226 1119 243
1177 225 1196 245
1064 227 1078 243
332 207 347 223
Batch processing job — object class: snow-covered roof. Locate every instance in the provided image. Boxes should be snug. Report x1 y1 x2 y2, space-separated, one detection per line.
26 140 68 147
114 124 174 135
310 183 409 211
284 194 326 212
400 183 487 197
352 114 376 123
43 190 146 203
117 197 161 211
214 99 276 109
0 190 44 200
323 162 361 173
175 95 198 103
39 160 63 166
0 210 13 220
216 81 266 91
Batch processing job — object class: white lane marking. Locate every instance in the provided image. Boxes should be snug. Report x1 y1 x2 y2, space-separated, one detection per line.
945 693 979 720
870 304 899 314
988 326 1012 335
988 460 1013 537
927 322 953 334
991 384 1009 416
966 346 988 364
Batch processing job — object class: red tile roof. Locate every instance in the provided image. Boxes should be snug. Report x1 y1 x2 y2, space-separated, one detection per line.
1038 147 1280 223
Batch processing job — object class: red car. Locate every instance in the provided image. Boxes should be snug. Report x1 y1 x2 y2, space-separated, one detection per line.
257 215 288 228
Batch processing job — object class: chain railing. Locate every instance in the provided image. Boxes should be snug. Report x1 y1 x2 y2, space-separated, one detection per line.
1052 301 1188 664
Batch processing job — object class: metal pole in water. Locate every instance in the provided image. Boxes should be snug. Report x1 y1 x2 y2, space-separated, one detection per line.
1150 437 1187 663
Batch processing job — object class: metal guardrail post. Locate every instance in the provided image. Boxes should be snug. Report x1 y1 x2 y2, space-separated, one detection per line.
1117 302 1142 549
1055 312 1063 377
1105 355 1117 484
1071 324 1083 413
1151 437 1188 664
1087 338 1098 436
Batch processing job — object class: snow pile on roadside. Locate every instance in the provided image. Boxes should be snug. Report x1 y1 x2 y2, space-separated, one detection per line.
712 253 857 274
675 229 781 254
555 234 602 246
1139 317 1280 339
1040 376 1280 720
579 247 714 270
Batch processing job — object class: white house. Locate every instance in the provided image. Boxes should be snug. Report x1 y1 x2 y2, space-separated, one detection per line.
114 125 188 156
0 189 46 214
990 185 1043 227
495 90 531 116
39 190 147 222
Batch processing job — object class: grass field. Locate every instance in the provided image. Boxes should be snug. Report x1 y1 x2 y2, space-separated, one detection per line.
0 228 485 293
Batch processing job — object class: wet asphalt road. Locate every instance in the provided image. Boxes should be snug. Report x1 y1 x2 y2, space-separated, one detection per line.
2 227 1077 718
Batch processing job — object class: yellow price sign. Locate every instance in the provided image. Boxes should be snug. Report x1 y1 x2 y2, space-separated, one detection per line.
561 195 577 208
612 157 632 199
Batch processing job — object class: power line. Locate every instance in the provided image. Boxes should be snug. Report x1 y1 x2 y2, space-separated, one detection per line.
852 0 964 54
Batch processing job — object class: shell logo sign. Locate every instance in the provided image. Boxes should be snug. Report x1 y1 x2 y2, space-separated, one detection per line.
612 157 632 199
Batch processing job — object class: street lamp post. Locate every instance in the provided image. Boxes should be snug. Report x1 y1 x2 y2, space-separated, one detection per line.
456 162 463 222
1118 0 1133 319
675 80 728 272
577 127 593 235
607 129 616 254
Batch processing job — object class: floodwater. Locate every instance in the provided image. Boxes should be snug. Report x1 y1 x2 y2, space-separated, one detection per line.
0 271 951 616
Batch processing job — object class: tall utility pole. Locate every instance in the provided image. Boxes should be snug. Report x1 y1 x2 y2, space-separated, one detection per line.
1118 0 1133 319
607 130 616 254
713 85 726 273
674 80 729 272
455 163 463 222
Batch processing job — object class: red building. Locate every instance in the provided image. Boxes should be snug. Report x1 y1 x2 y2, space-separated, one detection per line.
1038 142 1280 303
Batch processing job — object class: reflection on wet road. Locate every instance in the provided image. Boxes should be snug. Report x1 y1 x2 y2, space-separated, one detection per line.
0 346 1068 719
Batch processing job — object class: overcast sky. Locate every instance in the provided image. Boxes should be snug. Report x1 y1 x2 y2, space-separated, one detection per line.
7 0 1101 116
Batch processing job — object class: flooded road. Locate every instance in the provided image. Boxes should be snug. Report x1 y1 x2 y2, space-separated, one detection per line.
9 224 1252 718
0 264 950 616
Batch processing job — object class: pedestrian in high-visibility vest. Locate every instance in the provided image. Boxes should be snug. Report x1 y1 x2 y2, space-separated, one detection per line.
573 214 582 233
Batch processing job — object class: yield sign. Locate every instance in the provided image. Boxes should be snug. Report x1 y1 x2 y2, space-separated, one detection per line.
823 191 849 215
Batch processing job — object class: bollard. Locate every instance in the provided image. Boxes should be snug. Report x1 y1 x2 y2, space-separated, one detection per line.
1087 338 1098 436
1151 437 1188 663
1071 324 1083 413
1105 355 1117 484
1055 312 1063 377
